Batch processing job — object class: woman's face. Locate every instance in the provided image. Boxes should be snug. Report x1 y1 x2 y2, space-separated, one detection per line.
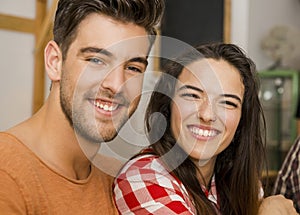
170 58 244 165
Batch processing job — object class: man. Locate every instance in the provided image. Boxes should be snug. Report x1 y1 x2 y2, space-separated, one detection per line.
0 0 164 214
272 96 300 213
297 97 300 135
273 136 300 213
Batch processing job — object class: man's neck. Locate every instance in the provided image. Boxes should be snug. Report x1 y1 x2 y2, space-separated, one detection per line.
7 99 100 180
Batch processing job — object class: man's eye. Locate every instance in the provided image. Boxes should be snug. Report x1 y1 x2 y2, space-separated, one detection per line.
126 66 143 73
88 58 104 65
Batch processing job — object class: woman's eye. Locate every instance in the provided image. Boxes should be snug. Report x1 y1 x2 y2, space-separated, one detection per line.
181 93 200 99
219 100 238 108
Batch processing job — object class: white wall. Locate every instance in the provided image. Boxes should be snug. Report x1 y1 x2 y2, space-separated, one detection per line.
231 0 300 70
248 0 300 70
0 0 35 19
0 0 36 130
231 0 250 52
0 30 34 130
0 0 54 131
1 0 300 131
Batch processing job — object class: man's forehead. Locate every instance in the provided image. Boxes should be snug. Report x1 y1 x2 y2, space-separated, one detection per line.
105 36 150 56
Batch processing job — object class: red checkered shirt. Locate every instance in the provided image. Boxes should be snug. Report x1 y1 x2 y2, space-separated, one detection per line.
113 154 219 215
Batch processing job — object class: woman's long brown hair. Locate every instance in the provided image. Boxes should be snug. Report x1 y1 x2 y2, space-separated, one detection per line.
145 43 267 215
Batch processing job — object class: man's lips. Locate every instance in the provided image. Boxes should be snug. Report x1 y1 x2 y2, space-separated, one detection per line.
92 99 120 112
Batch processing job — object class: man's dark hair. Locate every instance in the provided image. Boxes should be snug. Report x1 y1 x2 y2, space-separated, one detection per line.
53 0 165 59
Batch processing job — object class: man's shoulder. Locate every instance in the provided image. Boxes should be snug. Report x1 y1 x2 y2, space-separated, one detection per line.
0 132 25 154
286 136 300 160
0 132 30 155
0 132 36 174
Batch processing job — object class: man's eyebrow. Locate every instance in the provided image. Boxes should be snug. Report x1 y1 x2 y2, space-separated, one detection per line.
178 85 204 93
79 47 113 58
128 57 148 66
79 47 148 66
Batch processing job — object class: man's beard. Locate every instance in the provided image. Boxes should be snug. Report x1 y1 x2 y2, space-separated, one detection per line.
59 86 130 143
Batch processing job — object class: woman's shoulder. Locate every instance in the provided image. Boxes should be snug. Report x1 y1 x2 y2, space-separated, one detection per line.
113 153 196 214
115 152 189 195
116 153 167 179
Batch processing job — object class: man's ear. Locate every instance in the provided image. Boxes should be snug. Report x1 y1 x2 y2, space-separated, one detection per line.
44 40 63 81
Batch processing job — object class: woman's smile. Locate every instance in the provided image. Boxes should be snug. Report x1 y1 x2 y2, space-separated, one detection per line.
188 125 220 139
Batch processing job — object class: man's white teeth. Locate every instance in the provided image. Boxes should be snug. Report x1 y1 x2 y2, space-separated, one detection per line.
191 127 217 137
94 101 118 112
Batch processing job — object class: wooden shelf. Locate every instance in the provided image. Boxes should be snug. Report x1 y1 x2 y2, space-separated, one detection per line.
0 14 35 33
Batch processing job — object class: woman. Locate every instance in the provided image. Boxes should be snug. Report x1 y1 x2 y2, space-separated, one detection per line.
113 43 295 214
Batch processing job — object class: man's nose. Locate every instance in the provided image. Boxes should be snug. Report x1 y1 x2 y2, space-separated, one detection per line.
100 65 125 94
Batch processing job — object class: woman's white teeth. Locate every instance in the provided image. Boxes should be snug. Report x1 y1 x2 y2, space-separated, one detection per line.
191 127 216 137
94 101 118 112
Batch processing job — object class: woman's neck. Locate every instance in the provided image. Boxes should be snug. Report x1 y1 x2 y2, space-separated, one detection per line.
193 157 217 187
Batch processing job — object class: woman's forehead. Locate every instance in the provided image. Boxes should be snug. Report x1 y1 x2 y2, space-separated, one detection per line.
177 59 244 98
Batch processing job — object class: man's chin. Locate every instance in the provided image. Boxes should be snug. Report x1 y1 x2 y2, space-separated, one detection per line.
101 132 118 142
74 115 129 143
73 126 116 143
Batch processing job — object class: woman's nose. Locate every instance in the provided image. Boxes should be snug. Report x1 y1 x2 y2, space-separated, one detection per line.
197 100 217 122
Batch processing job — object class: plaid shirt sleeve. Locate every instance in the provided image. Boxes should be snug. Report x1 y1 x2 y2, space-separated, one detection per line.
113 154 196 215
273 137 300 212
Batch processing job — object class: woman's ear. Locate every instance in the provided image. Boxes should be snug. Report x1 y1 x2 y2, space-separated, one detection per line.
44 40 62 81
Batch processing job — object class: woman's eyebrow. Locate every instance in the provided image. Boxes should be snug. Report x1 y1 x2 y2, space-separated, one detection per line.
178 85 203 93
221 94 242 103
178 85 242 103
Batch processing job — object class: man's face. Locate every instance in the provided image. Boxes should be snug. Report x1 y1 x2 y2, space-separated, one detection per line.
60 13 150 143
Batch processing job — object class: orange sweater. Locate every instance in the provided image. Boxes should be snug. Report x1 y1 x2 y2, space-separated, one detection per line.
0 132 118 214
